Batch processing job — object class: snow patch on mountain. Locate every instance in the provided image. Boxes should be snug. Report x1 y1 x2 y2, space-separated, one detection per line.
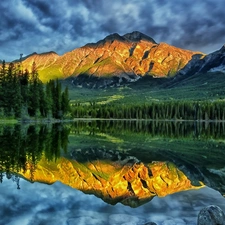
209 65 225 73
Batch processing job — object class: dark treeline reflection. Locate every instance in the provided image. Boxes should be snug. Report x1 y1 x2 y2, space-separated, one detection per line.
1 120 225 174
0 124 70 180
1 121 225 181
71 120 225 140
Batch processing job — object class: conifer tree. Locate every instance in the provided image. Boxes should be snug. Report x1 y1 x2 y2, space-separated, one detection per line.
45 80 54 118
61 86 70 117
28 62 42 117
55 79 62 119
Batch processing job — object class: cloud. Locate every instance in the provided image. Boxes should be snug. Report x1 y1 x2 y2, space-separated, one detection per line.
0 0 225 61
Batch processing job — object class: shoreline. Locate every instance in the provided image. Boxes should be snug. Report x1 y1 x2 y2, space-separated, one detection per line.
2 117 225 124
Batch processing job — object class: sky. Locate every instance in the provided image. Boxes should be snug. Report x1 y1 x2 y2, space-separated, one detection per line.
0 0 225 62
1 177 225 225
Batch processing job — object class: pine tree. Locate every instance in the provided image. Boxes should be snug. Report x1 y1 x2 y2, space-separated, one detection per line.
28 62 41 117
20 69 30 119
12 69 22 117
45 80 54 118
0 61 6 111
55 79 62 118
3 63 22 117
61 86 70 117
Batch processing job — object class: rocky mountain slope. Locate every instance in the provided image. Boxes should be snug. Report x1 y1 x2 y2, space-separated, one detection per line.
164 44 225 89
13 31 225 88
176 44 225 77
18 31 203 84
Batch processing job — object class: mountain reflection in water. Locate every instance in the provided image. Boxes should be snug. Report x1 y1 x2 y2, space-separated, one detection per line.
0 121 225 221
14 156 203 207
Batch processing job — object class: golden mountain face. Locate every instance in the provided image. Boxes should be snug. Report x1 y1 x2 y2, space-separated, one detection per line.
17 156 203 207
19 35 203 82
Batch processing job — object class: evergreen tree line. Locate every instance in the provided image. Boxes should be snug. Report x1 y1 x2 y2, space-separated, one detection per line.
0 61 70 119
71 100 225 121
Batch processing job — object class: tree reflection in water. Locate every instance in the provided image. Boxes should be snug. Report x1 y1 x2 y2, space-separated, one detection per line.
0 121 225 207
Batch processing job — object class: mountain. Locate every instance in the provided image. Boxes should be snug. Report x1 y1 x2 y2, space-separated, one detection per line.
175 44 225 77
164 44 225 90
16 51 60 81
18 31 203 85
12 31 225 89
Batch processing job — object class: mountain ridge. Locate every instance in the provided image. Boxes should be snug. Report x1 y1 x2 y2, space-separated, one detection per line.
9 31 225 87
85 31 157 46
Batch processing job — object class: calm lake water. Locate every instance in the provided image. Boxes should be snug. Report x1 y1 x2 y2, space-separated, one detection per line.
0 121 225 225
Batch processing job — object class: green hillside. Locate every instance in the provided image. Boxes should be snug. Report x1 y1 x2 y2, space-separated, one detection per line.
63 72 225 105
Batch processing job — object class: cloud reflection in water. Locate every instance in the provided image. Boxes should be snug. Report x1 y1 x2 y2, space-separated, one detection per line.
0 178 225 225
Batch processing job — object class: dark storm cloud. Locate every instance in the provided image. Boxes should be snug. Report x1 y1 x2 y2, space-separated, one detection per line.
163 0 225 52
0 0 225 61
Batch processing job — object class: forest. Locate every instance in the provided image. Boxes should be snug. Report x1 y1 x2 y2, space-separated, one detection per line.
0 61 70 120
1 60 225 122
71 100 225 121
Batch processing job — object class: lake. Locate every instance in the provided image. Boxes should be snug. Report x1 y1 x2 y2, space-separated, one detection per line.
0 120 225 225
